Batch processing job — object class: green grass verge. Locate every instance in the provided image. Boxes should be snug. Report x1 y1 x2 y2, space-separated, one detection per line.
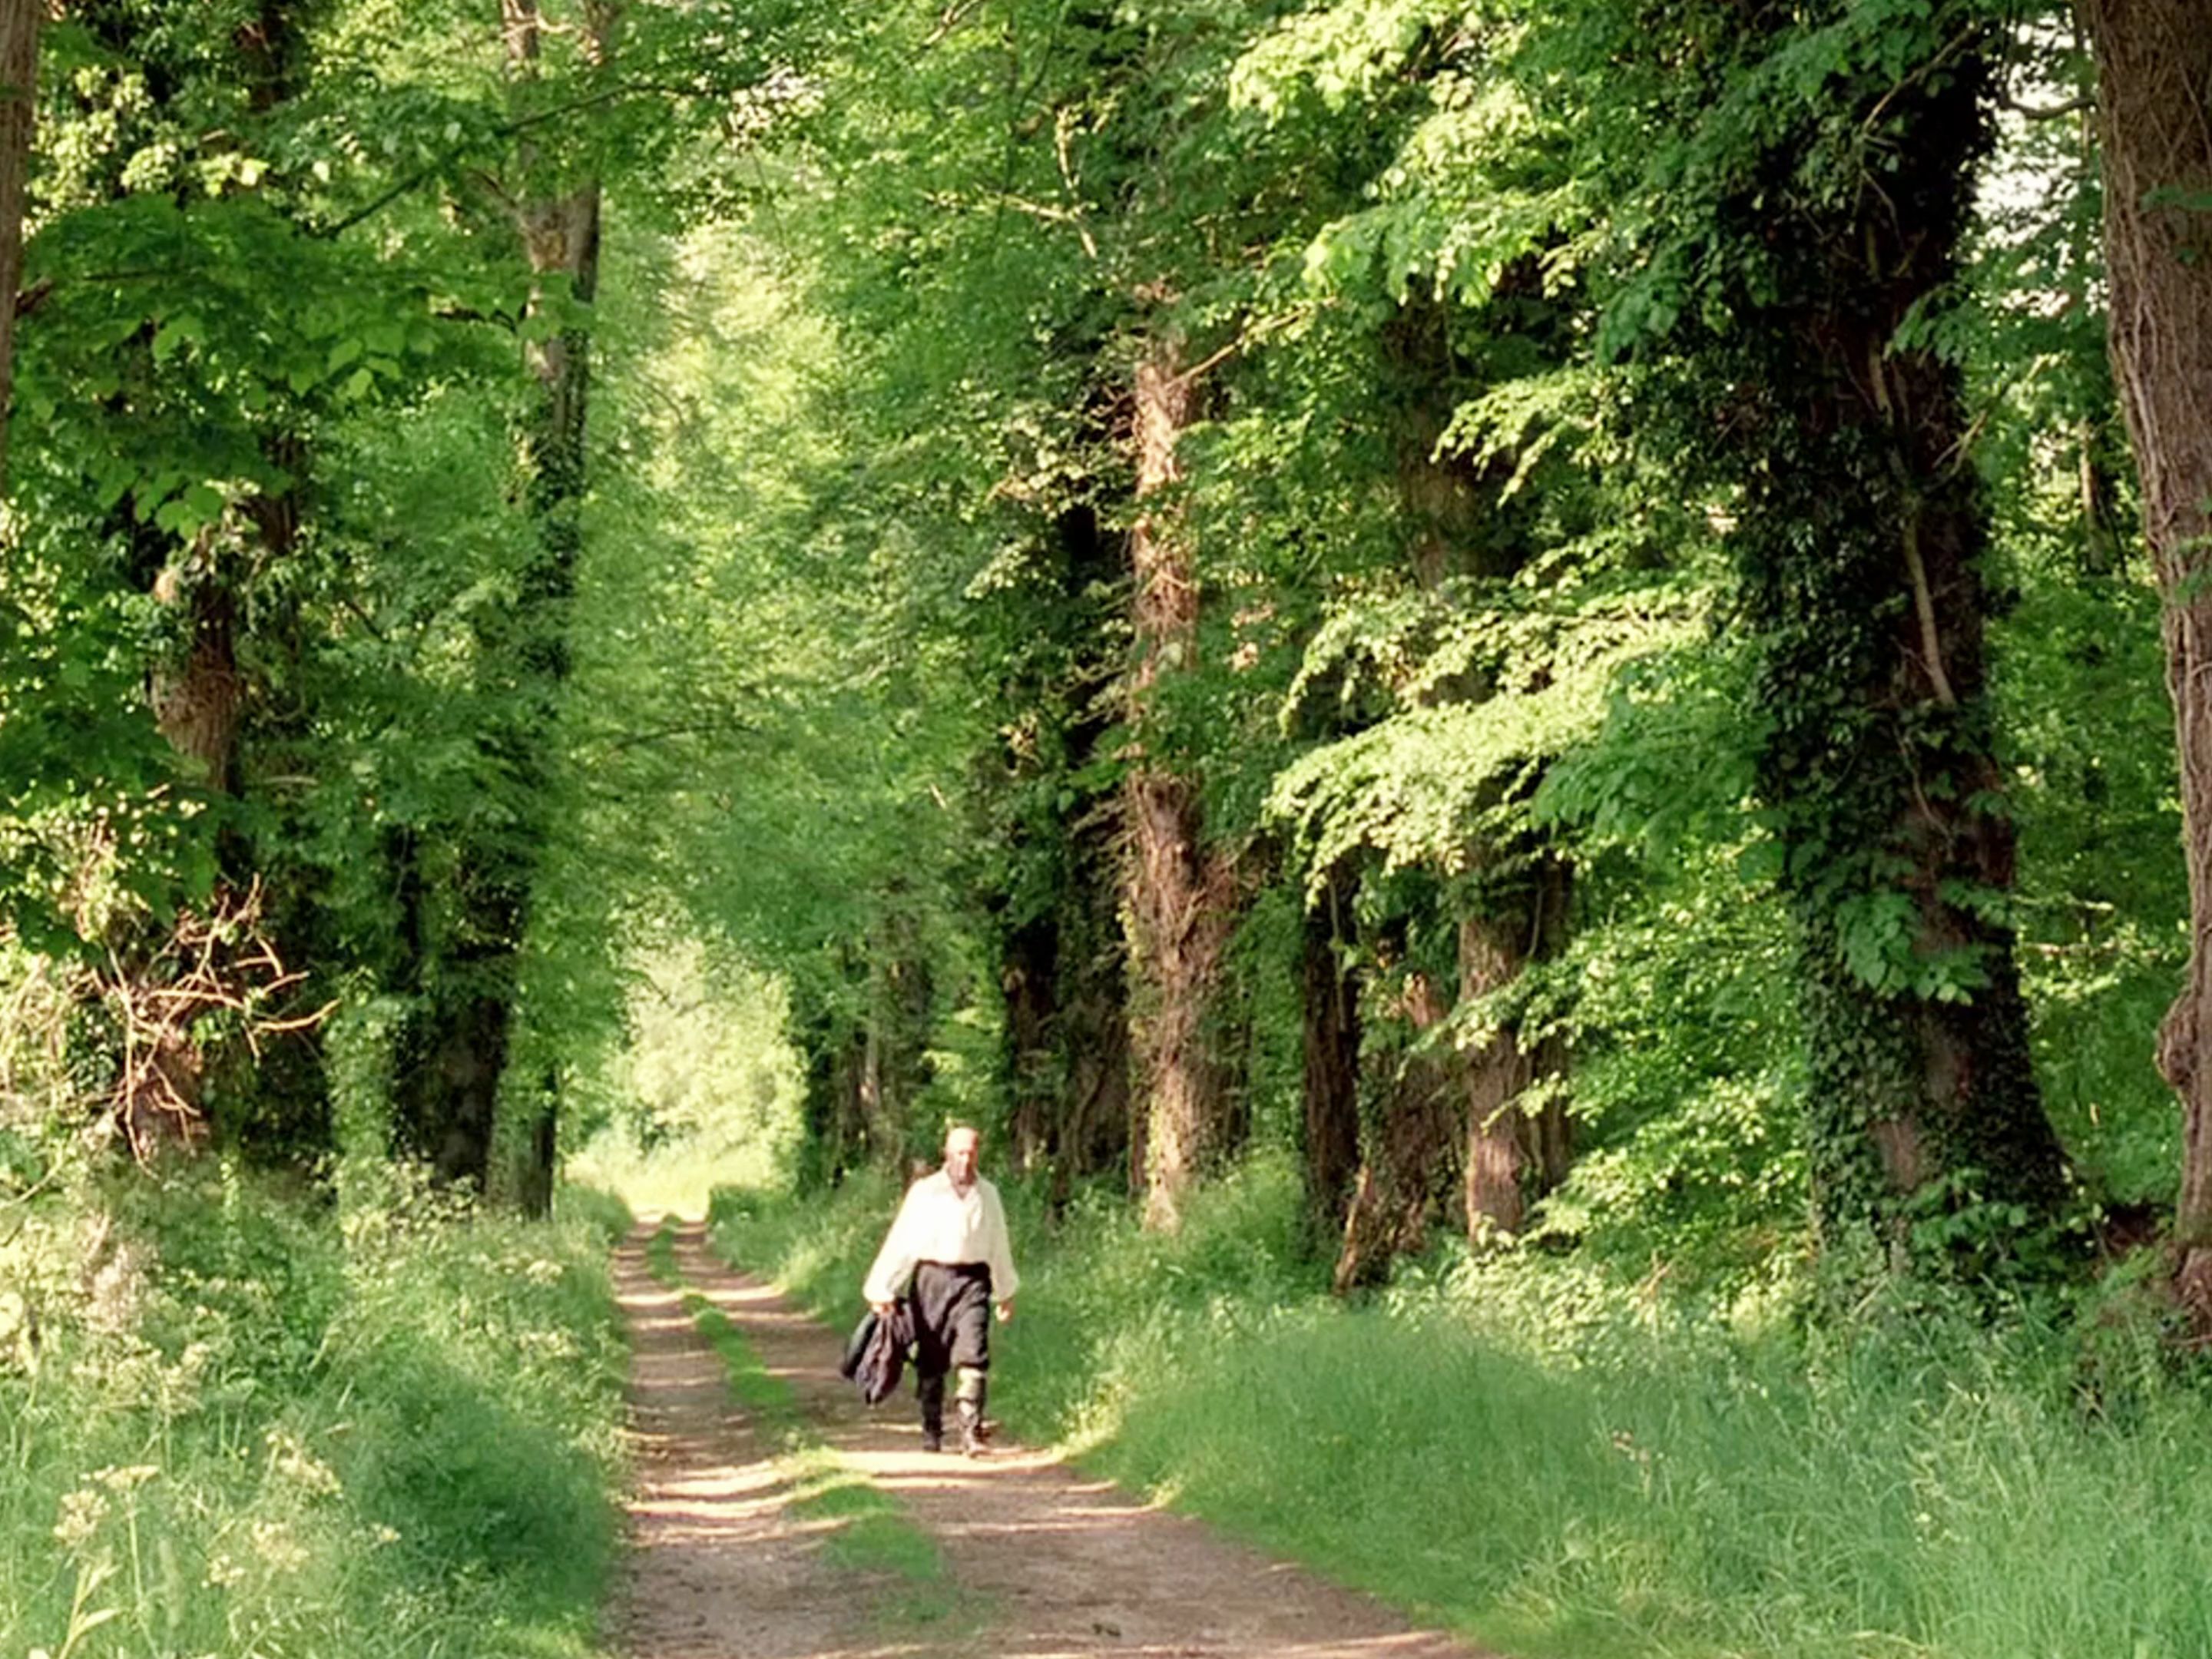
704 1151 2212 1659
0 1161 632 1659
649 1218 803 1429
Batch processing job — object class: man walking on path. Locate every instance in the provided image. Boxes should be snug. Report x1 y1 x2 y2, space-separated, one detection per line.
863 1123 1019 1455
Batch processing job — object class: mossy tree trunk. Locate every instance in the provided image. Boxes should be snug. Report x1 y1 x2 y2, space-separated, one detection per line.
1391 283 1575 1250
1333 952 1459 1292
1708 22 2069 1270
995 501 1132 1199
861 898 934 1168
2077 0 2212 1318
1002 906 1059 1174
1054 818 1134 1192
1459 855 1572 1240
396 0 610 1204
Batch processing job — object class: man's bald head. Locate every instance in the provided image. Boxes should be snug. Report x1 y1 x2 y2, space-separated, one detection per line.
943 1123 980 1189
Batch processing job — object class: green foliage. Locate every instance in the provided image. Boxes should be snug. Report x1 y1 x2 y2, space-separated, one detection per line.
5 0 2209 1647
0 1163 625 1659
0 0 2193 1517
561 934 805 1214
1272 588 1703 882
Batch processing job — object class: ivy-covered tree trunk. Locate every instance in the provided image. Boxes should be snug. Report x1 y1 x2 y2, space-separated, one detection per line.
860 899 933 1168
149 551 242 795
1389 286 1575 1247
790 969 868 1190
1002 906 1058 1174
993 498 1132 1194
1713 25 2068 1268
2077 0 2212 1317
1059 820 1134 1184
91 6 338 1163
1123 333 1236 1230
1015 820 1136 1199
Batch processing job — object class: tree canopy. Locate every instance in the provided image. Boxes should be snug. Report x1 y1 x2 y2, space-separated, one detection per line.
2 0 2206 1319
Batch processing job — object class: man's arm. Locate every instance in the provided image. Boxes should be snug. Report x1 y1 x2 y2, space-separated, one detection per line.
862 1187 922 1311
982 1182 1019 1316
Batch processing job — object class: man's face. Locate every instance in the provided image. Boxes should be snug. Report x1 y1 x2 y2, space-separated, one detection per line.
943 1128 979 1188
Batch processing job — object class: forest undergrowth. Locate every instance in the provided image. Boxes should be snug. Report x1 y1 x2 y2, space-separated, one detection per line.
0 1163 632 1659
710 1153 2212 1659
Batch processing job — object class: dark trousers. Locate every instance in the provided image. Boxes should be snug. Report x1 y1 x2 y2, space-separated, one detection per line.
910 1260 992 1379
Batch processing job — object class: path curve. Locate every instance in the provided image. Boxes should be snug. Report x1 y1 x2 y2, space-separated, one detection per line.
609 1217 1497 1659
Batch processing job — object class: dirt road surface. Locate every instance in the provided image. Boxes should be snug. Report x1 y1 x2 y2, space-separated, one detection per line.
607 1217 1494 1659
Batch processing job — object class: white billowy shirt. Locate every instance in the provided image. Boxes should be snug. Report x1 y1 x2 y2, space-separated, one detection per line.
861 1168 1021 1306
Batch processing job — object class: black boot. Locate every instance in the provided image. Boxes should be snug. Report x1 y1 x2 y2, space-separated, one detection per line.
918 1373 945 1452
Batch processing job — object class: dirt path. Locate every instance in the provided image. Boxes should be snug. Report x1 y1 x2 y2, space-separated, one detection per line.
607 1217 1494 1659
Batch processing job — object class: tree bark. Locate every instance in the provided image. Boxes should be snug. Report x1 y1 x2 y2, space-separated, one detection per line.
1122 333 1235 1230
149 550 243 794
1300 859 1363 1231
1002 908 1059 1174
1060 814 1134 1186
1458 912 1533 1240
1384 279 1576 1252
2078 0 2212 1317
791 968 870 1190
862 902 933 1167
1333 961 1458 1292
1459 858 1572 1240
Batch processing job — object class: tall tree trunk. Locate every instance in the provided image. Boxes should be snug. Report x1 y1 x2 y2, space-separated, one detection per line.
399 0 610 1194
2078 0 2212 1317
1459 857 1572 1240
999 759 1133 1200
515 1068 558 1218
1710 25 2068 1269
1054 504 1134 1193
1379 283 1578 1253
502 157 598 1199
1002 909 1058 1174
1122 333 1235 1230
989 495 1132 1197
1333 959 1458 1293
150 549 242 794
1300 859 1363 1231
861 901 933 1167
1060 813 1133 1186
791 969 869 1190
1458 912 1532 1240
0 1 37 486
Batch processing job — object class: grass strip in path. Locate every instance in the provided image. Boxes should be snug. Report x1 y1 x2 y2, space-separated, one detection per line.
644 1216 976 1639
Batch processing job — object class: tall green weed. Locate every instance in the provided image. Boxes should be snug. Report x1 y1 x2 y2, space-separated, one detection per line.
0 1161 630 1659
